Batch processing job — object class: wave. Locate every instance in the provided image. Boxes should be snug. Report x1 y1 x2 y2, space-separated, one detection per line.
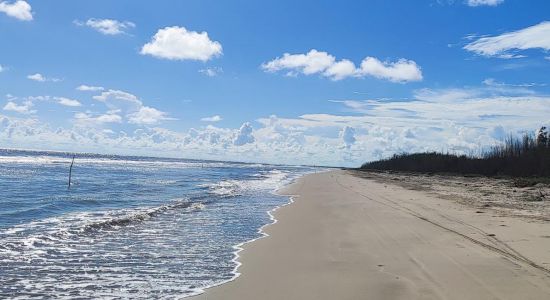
0 198 207 258
79 199 198 233
200 169 291 197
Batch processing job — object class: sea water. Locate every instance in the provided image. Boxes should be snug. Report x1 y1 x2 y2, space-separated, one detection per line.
0 149 314 299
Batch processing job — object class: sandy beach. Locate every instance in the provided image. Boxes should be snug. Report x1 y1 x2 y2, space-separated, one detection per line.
190 170 550 299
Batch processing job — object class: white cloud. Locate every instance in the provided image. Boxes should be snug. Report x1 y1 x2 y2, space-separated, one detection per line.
27 73 61 82
128 106 173 125
199 67 223 77
3 100 35 114
91 89 174 125
358 57 423 83
340 126 356 148
262 49 422 82
4 95 82 109
55 97 81 107
0 0 32 21
141 26 222 61
466 0 503 6
233 122 255 146
262 49 336 76
3 82 549 167
92 90 171 124
93 89 140 104
464 22 550 58
76 85 104 92
27 73 45 82
201 115 222 122
74 18 135 35
482 77 546 88
324 59 356 81
74 112 122 125
0 65 5 72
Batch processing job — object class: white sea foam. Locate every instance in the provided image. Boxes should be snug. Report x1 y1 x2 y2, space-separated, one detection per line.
201 169 299 198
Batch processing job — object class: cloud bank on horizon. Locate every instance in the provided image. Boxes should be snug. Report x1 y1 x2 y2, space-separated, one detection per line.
0 0 549 167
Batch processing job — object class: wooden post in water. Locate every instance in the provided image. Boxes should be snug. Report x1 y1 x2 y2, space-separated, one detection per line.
68 154 75 190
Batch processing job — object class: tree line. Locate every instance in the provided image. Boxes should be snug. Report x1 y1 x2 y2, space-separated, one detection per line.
360 127 550 178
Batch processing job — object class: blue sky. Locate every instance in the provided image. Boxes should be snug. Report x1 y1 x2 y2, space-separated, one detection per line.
1 0 549 166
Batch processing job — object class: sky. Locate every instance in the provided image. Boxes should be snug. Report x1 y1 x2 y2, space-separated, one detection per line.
1 0 549 167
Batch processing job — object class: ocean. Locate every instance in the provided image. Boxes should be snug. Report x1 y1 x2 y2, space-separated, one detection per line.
0 149 315 299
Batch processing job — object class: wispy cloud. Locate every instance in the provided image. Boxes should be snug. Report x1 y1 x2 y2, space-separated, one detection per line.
74 111 122 125
76 85 104 92
464 21 550 58
466 0 504 7
74 18 135 35
201 115 222 122
27 73 62 82
199 67 223 77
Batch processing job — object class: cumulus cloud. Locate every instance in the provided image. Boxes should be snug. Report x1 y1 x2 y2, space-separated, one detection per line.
0 65 5 72
77 85 104 92
324 59 357 81
262 49 422 82
55 97 81 107
3 100 35 114
464 22 550 58
262 50 336 76
466 0 503 6
201 115 222 122
233 122 255 146
74 18 135 35
128 106 173 125
27 73 61 82
141 26 223 61
91 89 174 125
0 0 32 21
358 57 423 82
340 126 356 148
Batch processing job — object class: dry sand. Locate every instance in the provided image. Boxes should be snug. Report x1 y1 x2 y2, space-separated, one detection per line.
189 170 550 300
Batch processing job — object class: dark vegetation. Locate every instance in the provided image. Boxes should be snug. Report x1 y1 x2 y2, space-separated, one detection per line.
361 127 550 180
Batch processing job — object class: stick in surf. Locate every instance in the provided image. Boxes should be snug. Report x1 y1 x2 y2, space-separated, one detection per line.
68 154 75 190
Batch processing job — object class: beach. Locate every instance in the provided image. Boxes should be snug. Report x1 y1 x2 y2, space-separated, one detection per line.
190 170 550 299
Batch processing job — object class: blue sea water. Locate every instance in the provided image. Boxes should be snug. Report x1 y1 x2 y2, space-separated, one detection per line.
0 149 315 299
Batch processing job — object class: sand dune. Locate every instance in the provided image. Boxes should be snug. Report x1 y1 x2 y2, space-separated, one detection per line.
189 170 550 299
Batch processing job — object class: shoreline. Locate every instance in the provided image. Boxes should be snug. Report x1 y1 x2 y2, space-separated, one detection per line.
189 170 550 299
184 171 314 298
